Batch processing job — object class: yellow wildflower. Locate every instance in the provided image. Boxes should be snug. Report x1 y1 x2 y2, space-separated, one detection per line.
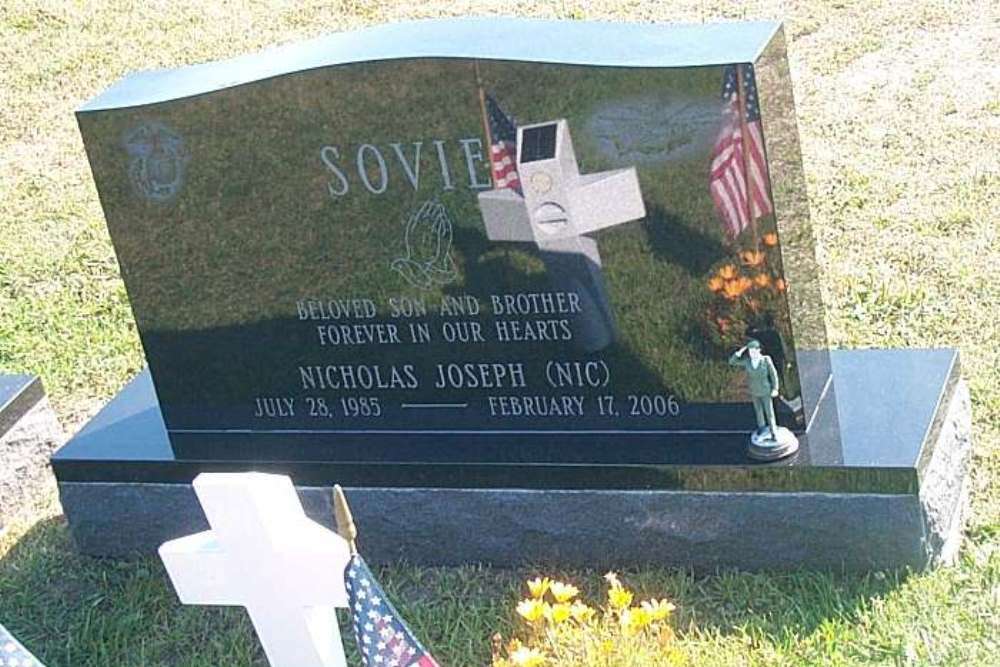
547 602 573 624
526 577 551 599
549 581 579 603
509 646 547 667
621 607 652 636
516 598 547 623
641 598 677 621
570 600 596 623
608 586 634 610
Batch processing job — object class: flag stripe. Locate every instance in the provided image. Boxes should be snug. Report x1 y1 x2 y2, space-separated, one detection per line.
484 95 521 193
709 64 773 238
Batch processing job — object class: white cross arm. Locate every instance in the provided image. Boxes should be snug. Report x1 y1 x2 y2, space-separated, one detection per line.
571 167 646 234
158 473 353 667
159 531 239 605
478 188 535 242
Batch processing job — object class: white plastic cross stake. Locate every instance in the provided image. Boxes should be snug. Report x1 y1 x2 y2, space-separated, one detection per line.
159 472 351 667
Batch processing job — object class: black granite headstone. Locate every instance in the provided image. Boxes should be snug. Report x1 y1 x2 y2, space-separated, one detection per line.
53 19 971 569
0 375 44 440
74 18 835 469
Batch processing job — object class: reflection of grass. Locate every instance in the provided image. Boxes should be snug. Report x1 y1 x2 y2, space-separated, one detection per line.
80 59 782 404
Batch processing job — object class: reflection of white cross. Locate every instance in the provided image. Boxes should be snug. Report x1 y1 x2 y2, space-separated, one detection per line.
159 473 351 667
478 119 646 352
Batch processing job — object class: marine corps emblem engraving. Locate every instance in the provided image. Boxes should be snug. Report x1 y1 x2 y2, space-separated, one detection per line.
123 121 188 202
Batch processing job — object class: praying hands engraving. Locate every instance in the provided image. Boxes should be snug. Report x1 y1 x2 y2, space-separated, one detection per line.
390 199 459 290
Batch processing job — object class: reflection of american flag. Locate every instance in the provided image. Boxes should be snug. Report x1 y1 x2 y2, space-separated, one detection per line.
346 555 439 667
710 64 773 238
0 623 45 667
485 94 521 192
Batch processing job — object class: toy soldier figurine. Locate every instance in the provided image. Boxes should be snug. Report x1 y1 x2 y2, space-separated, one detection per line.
729 339 799 461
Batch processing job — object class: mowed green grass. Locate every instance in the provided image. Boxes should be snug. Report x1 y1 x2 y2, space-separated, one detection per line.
1 1 998 665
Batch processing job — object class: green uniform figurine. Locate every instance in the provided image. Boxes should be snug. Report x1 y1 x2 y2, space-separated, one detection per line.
730 339 798 461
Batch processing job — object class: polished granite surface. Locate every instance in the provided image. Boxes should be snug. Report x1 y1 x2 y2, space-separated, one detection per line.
0 374 43 438
78 22 829 445
52 349 959 493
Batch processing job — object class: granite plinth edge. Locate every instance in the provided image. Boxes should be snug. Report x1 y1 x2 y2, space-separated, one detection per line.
0 375 45 440
1 394 65 528
57 376 969 571
54 350 973 570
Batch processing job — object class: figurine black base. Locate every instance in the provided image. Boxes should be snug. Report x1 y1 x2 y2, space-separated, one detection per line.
52 349 971 571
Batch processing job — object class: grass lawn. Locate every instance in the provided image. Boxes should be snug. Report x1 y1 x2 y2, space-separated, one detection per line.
1 1 998 665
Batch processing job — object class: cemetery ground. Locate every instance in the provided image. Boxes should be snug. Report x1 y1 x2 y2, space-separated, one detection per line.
1 0 997 665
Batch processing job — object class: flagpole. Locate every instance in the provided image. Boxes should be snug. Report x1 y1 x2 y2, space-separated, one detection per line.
735 65 761 251
333 485 358 555
475 60 513 279
474 60 496 188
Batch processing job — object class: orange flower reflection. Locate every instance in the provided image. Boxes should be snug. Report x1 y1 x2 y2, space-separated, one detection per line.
721 283 741 300
707 276 724 292
775 278 787 292
740 250 765 267
762 233 779 247
722 277 752 300
717 264 738 280
753 273 772 288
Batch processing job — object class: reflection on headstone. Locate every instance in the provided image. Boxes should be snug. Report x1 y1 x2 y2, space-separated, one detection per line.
586 96 718 165
478 119 646 351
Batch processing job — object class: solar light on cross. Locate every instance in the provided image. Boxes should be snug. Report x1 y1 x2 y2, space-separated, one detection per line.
477 119 646 352
159 473 352 667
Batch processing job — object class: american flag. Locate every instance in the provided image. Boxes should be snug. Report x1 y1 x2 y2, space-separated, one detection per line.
346 555 439 667
0 623 45 667
709 64 773 238
484 93 521 192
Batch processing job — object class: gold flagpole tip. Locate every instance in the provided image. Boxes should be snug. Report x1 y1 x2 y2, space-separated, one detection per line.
333 484 358 554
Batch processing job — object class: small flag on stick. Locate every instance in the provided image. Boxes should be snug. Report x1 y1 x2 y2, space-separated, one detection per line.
483 93 522 193
336 488 440 667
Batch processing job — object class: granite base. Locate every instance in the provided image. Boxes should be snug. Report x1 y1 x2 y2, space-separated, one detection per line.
53 350 972 570
1 376 64 531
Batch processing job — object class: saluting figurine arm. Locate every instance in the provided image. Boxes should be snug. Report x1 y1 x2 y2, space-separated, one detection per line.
728 346 747 367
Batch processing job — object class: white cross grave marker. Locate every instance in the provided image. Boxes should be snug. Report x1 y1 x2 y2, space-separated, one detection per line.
159 472 351 667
